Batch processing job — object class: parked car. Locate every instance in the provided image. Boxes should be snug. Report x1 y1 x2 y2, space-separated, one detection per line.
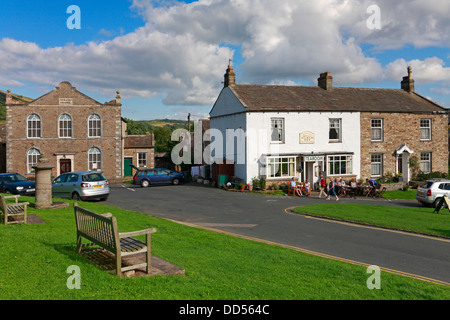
52 171 109 201
0 173 36 195
416 179 450 207
131 166 184 187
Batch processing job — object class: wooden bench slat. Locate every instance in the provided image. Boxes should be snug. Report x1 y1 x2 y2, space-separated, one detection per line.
0 195 27 225
74 203 156 276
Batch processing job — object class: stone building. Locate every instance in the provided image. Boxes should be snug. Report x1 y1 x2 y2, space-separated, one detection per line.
210 65 448 186
4 81 154 182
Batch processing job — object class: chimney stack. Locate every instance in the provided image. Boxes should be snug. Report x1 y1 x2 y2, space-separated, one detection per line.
115 90 121 104
5 89 12 104
401 66 415 93
224 64 236 87
318 72 332 90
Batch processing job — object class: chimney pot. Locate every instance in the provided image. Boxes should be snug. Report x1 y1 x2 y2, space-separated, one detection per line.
401 66 415 93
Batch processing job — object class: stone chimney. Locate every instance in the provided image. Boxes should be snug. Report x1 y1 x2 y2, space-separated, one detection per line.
116 90 121 104
401 66 415 93
318 72 332 90
5 89 12 104
224 64 236 87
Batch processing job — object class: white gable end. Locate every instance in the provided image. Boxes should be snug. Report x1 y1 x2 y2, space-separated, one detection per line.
210 87 246 118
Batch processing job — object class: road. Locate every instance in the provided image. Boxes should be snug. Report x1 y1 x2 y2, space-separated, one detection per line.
105 182 450 285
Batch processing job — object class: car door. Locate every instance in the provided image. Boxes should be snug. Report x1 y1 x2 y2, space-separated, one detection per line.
63 173 80 197
157 169 171 184
52 174 68 197
146 169 160 184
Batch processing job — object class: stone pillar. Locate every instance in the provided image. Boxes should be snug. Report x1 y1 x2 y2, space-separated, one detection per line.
33 154 55 209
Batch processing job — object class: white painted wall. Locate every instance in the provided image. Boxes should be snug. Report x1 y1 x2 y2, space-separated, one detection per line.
210 88 362 184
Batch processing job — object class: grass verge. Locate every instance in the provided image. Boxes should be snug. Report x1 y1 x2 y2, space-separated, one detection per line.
1 196 449 299
293 204 450 238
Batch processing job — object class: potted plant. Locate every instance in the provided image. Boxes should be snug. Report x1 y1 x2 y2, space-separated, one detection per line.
238 183 246 191
247 183 253 191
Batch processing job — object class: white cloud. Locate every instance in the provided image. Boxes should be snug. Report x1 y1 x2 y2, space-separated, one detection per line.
1 0 450 109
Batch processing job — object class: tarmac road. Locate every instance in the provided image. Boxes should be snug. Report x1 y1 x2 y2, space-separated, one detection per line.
105 182 450 286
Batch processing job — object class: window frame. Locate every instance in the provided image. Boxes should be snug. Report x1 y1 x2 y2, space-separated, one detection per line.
267 156 296 179
371 118 383 142
137 152 147 168
88 114 102 138
270 118 285 143
327 155 353 176
27 147 41 174
329 118 342 142
87 147 102 171
370 154 383 177
58 113 73 138
26 114 41 139
420 119 432 141
420 152 431 174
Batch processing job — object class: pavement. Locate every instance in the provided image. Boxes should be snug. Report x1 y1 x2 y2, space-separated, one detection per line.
104 182 450 286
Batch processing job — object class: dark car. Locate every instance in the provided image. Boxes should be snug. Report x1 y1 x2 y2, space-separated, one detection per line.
0 173 36 195
131 166 184 187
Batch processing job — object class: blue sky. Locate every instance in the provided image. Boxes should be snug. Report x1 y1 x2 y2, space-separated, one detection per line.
0 0 449 120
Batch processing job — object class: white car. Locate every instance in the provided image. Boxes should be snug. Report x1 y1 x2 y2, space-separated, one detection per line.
52 171 109 201
416 179 450 207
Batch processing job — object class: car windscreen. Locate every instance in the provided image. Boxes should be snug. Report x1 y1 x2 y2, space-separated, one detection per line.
82 173 106 182
2 174 28 183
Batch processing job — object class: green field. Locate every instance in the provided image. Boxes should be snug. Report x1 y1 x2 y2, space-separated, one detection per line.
1 196 449 300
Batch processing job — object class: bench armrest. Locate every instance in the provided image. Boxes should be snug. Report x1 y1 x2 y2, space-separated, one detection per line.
101 213 113 218
119 228 157 238
8 201 29 206
3 195 21 202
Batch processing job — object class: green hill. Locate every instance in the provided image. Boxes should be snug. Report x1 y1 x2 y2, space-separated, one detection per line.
0 90 34 121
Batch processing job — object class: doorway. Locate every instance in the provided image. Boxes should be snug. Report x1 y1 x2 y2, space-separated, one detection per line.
59 159 72 174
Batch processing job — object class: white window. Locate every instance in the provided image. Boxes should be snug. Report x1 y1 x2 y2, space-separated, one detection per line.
58 114 72 138
420 152 431 173
371 119 383 141
327 155 353 175
138 152 147 167
88 147 102 171
271 118 284 143
371 154 383 177
27 114 41 138
27 148 41 173
267 157 296 178
329 118 342 142
88 114 102 137
420 119 431 140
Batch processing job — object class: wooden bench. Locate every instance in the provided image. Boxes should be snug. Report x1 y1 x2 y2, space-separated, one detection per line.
0 194 29 225
74 203 156 276
288 184 296 196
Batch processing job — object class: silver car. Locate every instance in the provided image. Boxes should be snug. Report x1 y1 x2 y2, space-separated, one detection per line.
416 179 450 207
52 171 109 201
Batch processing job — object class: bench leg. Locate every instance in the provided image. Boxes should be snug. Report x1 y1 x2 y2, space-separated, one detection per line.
116 251 122 276
146 233 151 274
76 234 82 254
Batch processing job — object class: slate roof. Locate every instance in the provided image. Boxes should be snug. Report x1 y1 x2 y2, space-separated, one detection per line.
124 135 154 149
229 85 447 114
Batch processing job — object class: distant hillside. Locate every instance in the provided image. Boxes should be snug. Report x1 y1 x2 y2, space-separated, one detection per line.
0 90 34 121
124 118 189 135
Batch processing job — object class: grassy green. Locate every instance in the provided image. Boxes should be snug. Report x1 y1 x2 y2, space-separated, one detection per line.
382 190 417 200
293 204 450 238
1 196 450 299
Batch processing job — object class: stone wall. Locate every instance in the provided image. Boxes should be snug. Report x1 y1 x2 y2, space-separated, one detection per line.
360 112 448 180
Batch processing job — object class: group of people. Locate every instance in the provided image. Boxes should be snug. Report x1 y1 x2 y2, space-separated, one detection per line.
289 178 312 197
290 175 377 201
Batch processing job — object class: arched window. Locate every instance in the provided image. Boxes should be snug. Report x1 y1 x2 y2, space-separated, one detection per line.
88 147 102 171
59 113 72 138
27 148 41 173
27 114 41 138
88 114 101 137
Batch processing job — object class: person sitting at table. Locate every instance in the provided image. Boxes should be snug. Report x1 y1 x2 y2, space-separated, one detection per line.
304 179 311 197
350 178 357 188
366 178 378 197
290 177 303 197
339 177 347 196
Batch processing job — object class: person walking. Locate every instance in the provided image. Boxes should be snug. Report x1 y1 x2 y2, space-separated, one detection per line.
326 177 339 201
318 174 327 198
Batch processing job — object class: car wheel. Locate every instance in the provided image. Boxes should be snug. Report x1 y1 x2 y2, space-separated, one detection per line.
433 198 447 208
141 180 150 188
72 192 81 201
4 189 11 194
172 178 180 185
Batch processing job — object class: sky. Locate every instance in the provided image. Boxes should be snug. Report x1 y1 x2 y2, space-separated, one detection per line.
0 0 449 121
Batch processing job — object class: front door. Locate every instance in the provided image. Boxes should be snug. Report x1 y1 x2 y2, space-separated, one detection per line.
124 158 133 177
60 159 71 174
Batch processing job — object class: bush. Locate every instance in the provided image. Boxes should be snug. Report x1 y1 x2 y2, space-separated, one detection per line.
414 171 448 181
